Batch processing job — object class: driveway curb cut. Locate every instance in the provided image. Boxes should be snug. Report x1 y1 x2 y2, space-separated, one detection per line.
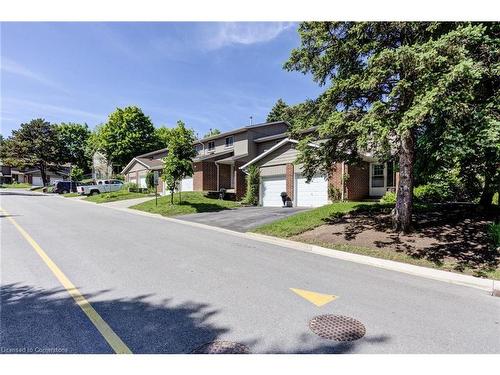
66 196 498 294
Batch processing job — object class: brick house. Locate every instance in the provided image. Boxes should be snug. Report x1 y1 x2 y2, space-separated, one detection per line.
121 148 167 194
122 120 397 206
240 138 398 207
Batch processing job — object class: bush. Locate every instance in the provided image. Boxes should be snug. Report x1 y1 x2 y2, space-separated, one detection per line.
125 182 138 193
146 171 155 191
380 191 396 204
493 192 499 206
328 185 342 202
69 166 84 181
414 182 454 203
114 174 125 182
242 165 260 205
489 222 500 250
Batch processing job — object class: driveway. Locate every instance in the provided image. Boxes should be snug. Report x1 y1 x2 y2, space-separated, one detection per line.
176 206 309 232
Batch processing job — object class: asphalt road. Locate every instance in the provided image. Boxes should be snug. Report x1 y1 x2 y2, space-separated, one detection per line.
1 190 499 354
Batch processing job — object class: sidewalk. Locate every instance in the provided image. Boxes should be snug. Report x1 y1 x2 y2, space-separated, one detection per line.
100 196 155 209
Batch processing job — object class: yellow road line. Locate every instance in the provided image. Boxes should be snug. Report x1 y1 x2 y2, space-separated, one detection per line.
0 207 132 354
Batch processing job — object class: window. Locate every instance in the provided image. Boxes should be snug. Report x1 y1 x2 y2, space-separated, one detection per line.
371 164 384 187
208 141 215 151
195 144 203 153
225 136 234 148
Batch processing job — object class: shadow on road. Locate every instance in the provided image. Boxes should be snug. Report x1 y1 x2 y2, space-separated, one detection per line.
0 191 49 197
1 283 390 354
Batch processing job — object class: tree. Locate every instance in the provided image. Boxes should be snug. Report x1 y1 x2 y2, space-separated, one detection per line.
162 121 197 204
97 106 159 168
2 119 62 186
284 22 495 232
156 126 174 148
242 165 260 205
69 166 84 181
56 122 92 171
267 98 289 122
202 128 221 138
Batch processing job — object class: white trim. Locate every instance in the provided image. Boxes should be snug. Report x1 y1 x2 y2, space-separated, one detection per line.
240 138 319 170
121 158 150 174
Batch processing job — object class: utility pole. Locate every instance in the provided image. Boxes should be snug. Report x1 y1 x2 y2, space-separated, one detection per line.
250 116 253 125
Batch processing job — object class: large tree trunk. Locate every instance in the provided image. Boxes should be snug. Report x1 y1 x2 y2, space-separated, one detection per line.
392 131 415 233
479 159 498 208
40 165 48 186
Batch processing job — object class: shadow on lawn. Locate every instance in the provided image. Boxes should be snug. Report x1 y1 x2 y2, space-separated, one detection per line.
0 283 389 354
178 201 235 213
321 203 499 275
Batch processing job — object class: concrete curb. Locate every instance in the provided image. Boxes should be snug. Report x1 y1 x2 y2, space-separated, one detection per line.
67 197 498 294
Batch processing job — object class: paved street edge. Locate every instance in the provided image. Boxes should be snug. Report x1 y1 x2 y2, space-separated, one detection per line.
61 194 499 293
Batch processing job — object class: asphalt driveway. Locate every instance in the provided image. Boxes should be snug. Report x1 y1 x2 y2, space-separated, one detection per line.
176 206 308 232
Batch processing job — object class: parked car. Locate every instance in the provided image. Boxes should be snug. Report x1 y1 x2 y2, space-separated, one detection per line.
54 181 84 194
77 179 124 196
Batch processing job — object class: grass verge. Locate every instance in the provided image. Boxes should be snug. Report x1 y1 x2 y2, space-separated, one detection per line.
131 192 240 216
84 189 152 203
298 238 500 280
253 201 376 237
0 183 31 189
63 192 80 198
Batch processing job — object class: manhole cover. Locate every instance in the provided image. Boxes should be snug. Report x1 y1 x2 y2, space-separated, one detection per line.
191 341 250 354
309 315 366 341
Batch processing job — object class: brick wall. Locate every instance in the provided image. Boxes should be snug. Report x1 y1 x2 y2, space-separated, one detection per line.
193 162 203 191
286 163 294 200
218 164 231 189
235 161 246 199
329 162 343 199
346 162 369 200
202 161 218 191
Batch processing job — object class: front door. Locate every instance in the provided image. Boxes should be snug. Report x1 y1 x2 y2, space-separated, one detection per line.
369 162 396 197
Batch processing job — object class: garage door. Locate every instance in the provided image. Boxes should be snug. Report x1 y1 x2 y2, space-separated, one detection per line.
139 176 147 188
261 176 286 207
296 174 329 207
32 176 43 186
181 177 193 192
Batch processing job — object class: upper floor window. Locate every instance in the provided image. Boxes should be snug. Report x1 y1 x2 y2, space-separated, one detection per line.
208 141 215 151
195 144 203 153
225 136 234 148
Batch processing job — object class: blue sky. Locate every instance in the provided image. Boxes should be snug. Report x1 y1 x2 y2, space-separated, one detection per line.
0 22 323 137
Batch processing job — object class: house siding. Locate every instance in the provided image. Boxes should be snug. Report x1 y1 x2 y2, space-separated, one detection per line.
259 143 297 167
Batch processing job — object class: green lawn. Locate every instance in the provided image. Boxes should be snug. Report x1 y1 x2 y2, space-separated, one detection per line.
131 192 240 216
253 201 376 237
0 183 31 189
63 192 80 198
84 189 153 203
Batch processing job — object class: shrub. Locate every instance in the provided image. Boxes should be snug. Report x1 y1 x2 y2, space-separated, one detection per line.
414 182 454 203
146 171 155 191
489 222 500 250
114 174 125 182
493 192 499 206
380 191 396 204
125 182 138 193
242 165 260 205
328 185 342 202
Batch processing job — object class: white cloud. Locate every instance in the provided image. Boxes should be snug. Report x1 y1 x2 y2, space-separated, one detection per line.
3 97 105 122
1 58 68 92
203 22 295 50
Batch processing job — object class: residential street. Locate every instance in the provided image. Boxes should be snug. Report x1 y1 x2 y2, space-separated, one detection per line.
1 190 499 354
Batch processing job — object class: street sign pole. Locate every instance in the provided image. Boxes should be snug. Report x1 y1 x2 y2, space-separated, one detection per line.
154 171 159 207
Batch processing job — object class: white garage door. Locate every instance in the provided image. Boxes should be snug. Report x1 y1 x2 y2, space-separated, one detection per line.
261 176 286 207
181 177 193 192
32 176 43 186
139 176 147 188
296 174 329 207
